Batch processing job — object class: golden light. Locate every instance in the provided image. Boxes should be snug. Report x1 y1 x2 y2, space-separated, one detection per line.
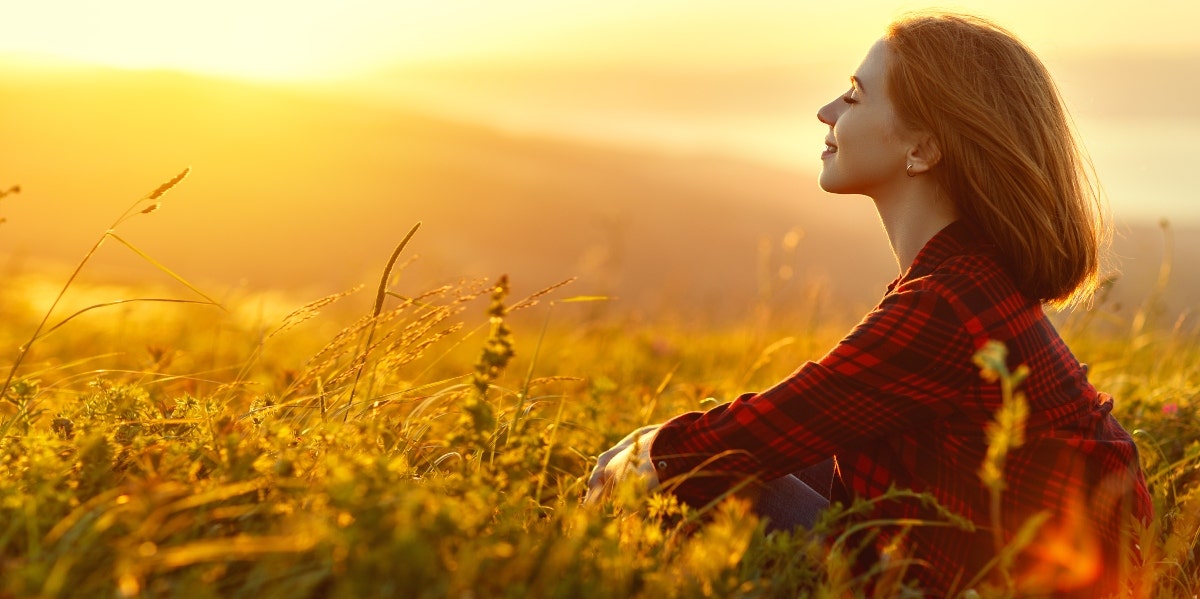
6 0 1196 82
2 0 1198 300
1017 494 1103 592
1 0 562 80
4 1 336 79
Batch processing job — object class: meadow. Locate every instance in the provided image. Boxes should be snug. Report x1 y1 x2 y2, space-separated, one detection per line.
1 175 1198 598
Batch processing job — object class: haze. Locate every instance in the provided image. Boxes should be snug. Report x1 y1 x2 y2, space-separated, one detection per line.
2 0 1196 320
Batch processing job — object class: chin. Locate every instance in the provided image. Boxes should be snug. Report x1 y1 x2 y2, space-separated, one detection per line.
818 173 864 196
817 175 846 194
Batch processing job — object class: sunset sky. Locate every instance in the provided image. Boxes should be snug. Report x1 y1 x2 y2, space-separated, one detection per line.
3 0 1196 79
2 0 1196 307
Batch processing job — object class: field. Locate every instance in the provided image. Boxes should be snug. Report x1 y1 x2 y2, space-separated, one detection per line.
1 179 1198 598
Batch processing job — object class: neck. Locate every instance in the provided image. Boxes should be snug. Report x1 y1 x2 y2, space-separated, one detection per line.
872 182 958 273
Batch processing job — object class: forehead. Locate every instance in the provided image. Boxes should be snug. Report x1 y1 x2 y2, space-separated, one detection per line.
853 39 891 89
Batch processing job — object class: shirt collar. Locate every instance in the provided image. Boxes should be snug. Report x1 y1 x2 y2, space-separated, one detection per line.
886 220 983 293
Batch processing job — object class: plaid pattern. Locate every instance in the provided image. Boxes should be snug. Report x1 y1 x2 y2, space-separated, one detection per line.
650 220 1152 594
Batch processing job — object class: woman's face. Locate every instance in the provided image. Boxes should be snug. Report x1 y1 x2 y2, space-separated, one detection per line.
816 39 914 197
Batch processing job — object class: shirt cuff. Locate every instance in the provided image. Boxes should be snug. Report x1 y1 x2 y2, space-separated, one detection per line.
648 410 722 506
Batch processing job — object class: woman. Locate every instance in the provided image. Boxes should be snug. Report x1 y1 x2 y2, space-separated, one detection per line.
586 12 1152 596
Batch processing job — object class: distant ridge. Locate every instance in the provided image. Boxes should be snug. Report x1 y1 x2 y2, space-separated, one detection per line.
0 60 1194 324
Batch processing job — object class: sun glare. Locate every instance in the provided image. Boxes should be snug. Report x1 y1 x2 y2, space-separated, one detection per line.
3 0 1198 81
2 0 450 80
3 1 338 80
3 1 716 80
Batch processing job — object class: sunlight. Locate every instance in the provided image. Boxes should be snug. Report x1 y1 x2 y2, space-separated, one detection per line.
1 0 348 80
1018 493 1103 593
3 0 1199 82
0 0 512 80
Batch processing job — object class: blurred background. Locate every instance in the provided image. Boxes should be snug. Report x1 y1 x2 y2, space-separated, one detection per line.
1 0 1196 325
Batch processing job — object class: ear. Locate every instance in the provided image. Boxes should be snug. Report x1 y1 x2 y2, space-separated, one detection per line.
905 133 941 176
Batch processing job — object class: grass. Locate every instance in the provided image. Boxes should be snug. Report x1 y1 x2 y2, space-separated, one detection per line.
1 175 1197 597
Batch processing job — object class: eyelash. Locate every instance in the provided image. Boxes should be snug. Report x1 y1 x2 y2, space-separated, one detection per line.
842 93 858 105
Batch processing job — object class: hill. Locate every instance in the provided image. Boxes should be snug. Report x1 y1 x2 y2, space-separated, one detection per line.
0 61 1194 324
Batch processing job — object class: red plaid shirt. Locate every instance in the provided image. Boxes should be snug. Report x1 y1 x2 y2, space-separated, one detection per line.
650 220 1153 595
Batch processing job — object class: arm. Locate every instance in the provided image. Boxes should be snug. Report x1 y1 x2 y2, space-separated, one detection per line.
650 286 975 507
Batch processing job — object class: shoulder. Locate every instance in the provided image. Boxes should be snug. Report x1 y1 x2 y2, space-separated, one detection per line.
908 249 1020 298
892 220 1027 311
898 248 1040 345
900 220 1025 304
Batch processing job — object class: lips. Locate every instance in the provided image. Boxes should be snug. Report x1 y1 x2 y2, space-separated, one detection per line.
822 139 838 159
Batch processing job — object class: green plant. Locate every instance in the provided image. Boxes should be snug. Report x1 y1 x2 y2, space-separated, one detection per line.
1 169 221 440
1 174 1197 597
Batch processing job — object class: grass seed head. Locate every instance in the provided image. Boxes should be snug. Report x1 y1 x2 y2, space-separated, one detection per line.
147 167 190 200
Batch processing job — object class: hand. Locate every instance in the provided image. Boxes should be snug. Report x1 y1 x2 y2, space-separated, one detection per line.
585 424 662 506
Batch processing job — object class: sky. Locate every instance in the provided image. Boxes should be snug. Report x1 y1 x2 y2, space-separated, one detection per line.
2 0 1197 225
2 0 1197 80
1 0 1196 309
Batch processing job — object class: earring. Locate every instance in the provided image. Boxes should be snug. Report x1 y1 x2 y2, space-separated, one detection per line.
906 164 915 177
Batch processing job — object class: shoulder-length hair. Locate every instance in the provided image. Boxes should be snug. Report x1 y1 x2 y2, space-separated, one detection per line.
885 12 1108 308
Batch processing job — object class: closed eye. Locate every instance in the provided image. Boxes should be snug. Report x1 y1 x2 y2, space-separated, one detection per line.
842 93 858 105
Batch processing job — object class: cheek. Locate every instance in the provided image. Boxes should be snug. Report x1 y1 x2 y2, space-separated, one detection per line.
836 114 872 149
846 116 903 165
877 122 906 147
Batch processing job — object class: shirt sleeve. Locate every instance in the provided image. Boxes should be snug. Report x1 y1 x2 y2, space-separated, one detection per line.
649 285 977 507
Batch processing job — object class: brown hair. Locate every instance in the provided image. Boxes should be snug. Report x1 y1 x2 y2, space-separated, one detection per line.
884 12 1108 308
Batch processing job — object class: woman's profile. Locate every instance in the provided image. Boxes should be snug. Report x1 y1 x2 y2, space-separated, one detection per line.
586 12 1153 596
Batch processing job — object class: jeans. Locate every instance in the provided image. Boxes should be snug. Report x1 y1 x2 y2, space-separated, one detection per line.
754 458 834 532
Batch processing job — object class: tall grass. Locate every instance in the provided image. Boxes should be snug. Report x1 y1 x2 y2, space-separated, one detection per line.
1 176 1197 597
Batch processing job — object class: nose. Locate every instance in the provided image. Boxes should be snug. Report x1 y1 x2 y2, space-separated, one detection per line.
817 97 840 127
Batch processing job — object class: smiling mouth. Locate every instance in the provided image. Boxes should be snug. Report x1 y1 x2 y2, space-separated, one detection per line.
825 143 837 153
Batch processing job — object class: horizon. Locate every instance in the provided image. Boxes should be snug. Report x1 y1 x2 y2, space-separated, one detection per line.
4 47 1193 227
1 61 1196 325
2 1 1196 322
5 0 1196 226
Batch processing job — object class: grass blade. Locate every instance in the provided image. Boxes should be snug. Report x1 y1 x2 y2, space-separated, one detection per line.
105 232 224 309
26 298 220 348
345 222 422 420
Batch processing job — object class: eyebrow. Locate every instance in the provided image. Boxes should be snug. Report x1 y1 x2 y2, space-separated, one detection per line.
850 76 865 93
